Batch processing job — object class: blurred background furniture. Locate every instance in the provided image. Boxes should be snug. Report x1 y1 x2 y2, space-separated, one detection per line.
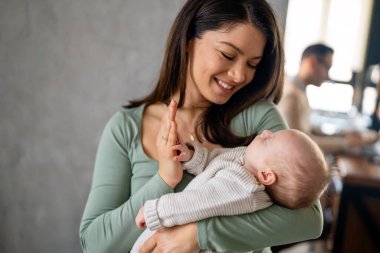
332 156 380 253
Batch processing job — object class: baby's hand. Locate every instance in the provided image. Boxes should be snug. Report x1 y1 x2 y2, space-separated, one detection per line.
172 142 193 162
135 207 146 229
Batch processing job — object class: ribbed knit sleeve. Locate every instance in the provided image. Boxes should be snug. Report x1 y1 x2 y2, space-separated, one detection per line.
143 199 161 230
183 141 208 175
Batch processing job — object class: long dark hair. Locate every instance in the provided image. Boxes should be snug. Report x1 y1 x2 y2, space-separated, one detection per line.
126 0 284 147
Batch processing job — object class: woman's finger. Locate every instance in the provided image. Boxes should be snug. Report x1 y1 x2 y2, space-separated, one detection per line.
138 233 158 253
157 111 171 145
144 225 200 253
168 121 178 147
158 100 177 144
169 99 178 122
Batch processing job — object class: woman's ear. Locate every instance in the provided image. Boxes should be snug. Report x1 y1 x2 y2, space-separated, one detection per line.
187 39 194 53
257 169 277 186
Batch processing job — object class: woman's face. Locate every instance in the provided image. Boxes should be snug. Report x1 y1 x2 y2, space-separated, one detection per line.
186 23 266 105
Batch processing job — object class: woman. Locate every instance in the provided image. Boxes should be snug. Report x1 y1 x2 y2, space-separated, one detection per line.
79 0 323 252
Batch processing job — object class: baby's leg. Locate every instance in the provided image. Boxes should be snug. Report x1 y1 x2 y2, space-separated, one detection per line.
130 229 155 253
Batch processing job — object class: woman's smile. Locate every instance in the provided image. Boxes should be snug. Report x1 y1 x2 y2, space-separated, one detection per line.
215 78 235 93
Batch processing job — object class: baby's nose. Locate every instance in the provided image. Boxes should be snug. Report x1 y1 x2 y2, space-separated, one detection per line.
261 130 272 138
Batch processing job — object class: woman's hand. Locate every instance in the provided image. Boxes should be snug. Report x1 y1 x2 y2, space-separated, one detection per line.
156 100 183 188
138 223 200 253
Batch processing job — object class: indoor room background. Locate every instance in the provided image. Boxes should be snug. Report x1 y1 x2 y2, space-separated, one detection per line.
1 0 378 252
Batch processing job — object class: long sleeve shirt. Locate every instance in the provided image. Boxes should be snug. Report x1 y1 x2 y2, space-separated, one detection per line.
79 100 324 253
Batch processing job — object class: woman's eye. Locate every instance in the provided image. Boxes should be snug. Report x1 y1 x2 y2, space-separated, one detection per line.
221 52 234 60
248 63 257 69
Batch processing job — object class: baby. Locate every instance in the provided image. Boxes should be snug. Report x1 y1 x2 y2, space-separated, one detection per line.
131 129 329 253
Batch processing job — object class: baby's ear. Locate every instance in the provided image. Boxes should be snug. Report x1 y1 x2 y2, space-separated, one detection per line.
257 169 276 186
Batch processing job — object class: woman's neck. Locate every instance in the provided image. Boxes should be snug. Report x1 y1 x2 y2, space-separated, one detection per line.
170 92 207 142
172 91 209 118
174 106 202 141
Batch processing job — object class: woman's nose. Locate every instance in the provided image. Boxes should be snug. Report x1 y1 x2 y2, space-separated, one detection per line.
227 63 246 83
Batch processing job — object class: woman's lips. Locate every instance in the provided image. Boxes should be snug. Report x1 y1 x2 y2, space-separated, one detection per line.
215 78 235 93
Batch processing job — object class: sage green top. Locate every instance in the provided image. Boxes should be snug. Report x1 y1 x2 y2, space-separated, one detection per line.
79 100 323 253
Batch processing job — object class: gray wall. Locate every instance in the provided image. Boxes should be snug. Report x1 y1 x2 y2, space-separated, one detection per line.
267 0 288 34
0 1 185 252
0 1 286 252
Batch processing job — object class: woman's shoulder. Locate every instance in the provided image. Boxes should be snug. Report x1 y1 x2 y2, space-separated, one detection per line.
233 99 278 122
103 104 146 139
111 104 145 123
243 99 277 113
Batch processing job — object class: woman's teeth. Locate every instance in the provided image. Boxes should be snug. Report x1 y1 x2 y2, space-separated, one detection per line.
217 79 233 90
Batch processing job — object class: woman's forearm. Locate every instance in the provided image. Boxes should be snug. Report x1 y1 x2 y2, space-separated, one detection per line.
197 202 323 252
80 173 174 253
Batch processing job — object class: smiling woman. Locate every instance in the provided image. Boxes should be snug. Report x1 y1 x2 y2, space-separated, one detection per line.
79 1 324 253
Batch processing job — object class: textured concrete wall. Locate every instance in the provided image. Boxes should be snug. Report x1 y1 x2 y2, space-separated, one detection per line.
0 1 185 252
267 0 289 33
0 1 286 252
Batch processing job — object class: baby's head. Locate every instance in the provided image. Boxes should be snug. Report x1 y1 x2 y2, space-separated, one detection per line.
244 129 329 209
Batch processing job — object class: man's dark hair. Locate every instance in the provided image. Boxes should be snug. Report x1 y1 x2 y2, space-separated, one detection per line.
301 43 334 60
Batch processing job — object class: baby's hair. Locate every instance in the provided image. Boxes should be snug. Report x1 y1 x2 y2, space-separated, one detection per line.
266 130 329 209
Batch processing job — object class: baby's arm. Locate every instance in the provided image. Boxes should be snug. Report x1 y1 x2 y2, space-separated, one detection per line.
179 142 232 176
134 142 205 229
180 142 208 175
171 140 209 176
142 164 272 231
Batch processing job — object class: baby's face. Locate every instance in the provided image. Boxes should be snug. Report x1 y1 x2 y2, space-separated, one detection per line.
244 130 295 172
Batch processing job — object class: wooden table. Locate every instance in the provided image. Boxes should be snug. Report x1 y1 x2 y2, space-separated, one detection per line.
332 156 380 253
338 156 380 187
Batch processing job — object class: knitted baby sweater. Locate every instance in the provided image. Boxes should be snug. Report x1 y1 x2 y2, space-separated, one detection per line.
143 144 273 230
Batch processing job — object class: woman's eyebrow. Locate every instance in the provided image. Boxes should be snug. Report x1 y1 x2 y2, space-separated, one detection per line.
219 41 262 60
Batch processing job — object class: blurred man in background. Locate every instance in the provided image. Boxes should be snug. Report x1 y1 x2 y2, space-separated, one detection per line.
278 43 378 154
276 42 378 253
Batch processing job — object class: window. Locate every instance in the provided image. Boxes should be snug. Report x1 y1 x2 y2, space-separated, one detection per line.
307 82 354 113
285 0 373 80
284 0 374 112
